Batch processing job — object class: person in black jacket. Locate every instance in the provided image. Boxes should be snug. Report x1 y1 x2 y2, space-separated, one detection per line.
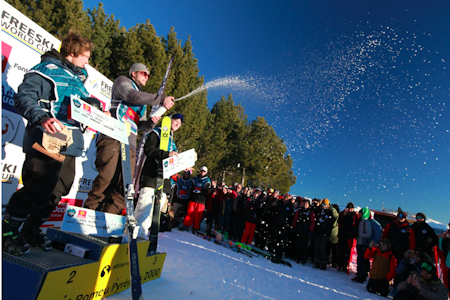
271 195 295 263
337 202 358 272
241 188 261 244
3 32 96 255
254 191 269 250
313 199 335 270
134 114 183 239
411 212 439 260
292 198 312 264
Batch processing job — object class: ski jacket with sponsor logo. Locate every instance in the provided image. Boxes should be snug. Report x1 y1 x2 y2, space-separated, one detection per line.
100 75 166 152
191 175 211 204
14 49 89 157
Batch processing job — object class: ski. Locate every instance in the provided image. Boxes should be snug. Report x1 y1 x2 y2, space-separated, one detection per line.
194 231 254 258
148 116 171 255
235 243 292 268
134 56 174 192
121 123 144 300
228 241 260 257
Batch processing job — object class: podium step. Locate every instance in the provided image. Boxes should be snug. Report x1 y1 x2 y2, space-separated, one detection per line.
3 228 166 300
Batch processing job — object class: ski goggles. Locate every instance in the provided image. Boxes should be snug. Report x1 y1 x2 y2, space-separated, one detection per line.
421 262 433 272
398 213 406 219
416 216 424 220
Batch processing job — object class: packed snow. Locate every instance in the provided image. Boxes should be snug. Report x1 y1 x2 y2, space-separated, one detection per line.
107 223 388 300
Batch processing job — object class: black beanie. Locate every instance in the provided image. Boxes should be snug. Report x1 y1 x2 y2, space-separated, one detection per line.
416 212 426 220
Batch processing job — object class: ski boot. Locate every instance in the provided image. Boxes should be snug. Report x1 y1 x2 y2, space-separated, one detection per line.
178 225 189 231
2 213 29 255
20 213 52 250
21 228 52 250
351 275 366 283
206 223 212 236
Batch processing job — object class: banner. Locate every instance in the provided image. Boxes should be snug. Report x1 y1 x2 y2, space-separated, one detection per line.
60 205 126 237
1 0 114 227
162 148 197 179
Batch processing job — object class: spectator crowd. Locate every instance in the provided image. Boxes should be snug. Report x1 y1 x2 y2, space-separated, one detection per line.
162 169 450 300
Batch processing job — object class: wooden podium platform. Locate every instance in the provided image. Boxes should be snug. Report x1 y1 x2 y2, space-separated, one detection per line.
2 228 166 300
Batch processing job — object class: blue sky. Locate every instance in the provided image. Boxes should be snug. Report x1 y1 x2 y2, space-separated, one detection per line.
82 0 449 224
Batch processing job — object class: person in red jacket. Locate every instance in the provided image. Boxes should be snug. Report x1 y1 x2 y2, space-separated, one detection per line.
365 239 397 297
382 211 416 263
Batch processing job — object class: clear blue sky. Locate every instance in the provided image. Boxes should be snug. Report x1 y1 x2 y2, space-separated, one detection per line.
83 0 449 224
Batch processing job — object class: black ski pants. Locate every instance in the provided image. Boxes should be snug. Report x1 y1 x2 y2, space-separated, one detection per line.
6 152 75 219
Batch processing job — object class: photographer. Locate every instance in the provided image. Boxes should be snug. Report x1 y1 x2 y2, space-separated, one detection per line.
365 239 396 297
394 262 448 300
393 249 434 297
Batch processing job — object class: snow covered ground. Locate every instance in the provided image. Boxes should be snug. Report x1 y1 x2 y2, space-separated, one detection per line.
108 226 389 300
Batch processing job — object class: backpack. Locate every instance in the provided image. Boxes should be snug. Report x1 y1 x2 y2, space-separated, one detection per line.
367 219 382 244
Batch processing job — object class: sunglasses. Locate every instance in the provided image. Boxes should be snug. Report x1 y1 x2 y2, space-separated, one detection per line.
416 216 424 220
139 71 149 78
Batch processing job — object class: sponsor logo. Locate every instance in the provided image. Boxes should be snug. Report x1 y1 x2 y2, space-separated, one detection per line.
78 177 93 192
100 265 111 277
100 81 112 98
2 85 16 112
73 99 81 108
12 63 28 72
164 161 169 168
1 10 55 53
67 208 76 217
90 79 99 89
83 103 92 114
2 114 19 146
1 163 18 183
2 41 12 73
77 210 87 219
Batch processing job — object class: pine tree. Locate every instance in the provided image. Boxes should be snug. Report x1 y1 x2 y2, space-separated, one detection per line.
86 3 121 77
6 0 90 39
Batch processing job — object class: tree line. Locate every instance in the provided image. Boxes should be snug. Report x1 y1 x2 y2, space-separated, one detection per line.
7 0 297 193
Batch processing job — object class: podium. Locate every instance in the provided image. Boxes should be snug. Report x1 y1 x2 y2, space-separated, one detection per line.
2 228 166 300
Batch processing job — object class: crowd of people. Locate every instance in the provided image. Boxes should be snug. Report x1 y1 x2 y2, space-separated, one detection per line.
166 172 449 299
